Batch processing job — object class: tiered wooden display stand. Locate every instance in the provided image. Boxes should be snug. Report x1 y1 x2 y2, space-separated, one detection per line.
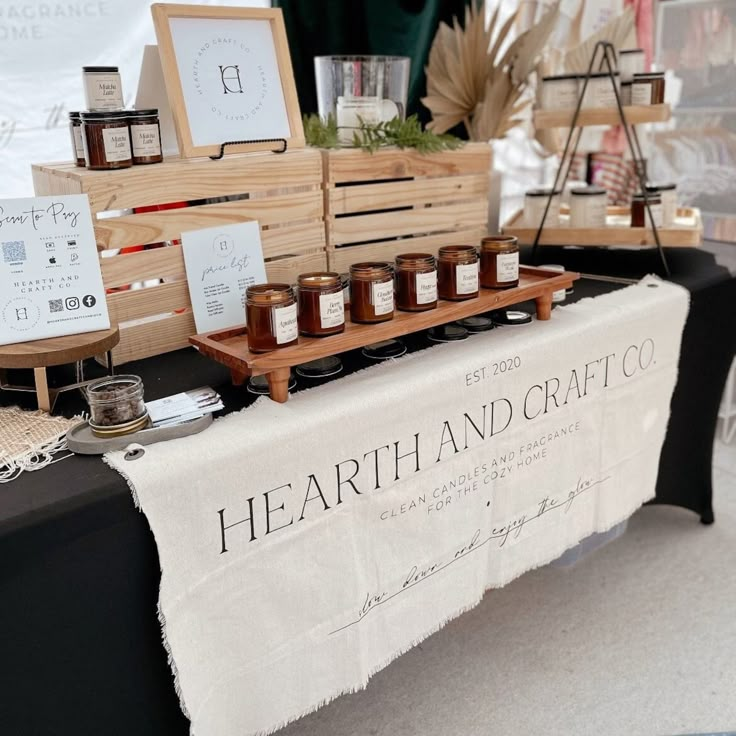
190 266 578 403
324 143 491 272
32 149 327 365
511 43 703 272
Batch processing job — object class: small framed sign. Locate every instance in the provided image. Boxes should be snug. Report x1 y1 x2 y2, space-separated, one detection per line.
151 3 304 158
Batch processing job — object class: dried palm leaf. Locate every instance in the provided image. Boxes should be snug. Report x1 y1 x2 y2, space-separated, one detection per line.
564 7 635 74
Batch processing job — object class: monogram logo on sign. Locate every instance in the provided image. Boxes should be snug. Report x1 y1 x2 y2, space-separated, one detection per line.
219 65 244 94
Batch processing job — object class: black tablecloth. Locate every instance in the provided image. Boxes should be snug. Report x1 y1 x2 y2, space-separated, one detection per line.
1 247 734 735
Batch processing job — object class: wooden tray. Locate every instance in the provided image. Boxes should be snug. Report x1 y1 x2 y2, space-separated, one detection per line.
533 104 671 130
190 266 579 403
502 206 703 248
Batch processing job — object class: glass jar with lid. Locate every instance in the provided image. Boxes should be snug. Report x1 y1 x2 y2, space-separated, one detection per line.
86 375 147 436
297 272 345 336
68 112 85 167
349 262 394 323
246 284 298 353
83 65 124 111
128 109 163 165
480 236 519 289
395 253 438 311
524 188 562 228
631 191 663 228
569 186 607 227
81 111 132 170
437 245 479 301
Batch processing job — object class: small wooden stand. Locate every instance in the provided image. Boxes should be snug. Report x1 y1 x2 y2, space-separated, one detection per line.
190 267 578 403
0 326 120 412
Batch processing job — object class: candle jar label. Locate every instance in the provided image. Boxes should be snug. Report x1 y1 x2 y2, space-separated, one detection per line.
631 83 652 105
131 124 161 157
372 280 394 315
102 127 132 162
644 202 663 228
274 303 298 344
496 252 519 283
415 270 438 304
319 292 345 328
84 74 123 110
455 262 479 294
72 126 84 157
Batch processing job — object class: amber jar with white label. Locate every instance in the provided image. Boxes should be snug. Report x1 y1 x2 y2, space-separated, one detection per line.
480 236 519 289
81 111 132 170
437 245 479 301
395 253 438 312
298 272 345 336
246 284 298 353
350 262 394 323
128 109 163 165
68 112 85 167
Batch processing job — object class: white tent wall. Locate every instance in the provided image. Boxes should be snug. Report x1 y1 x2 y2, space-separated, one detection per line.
0 0 267 197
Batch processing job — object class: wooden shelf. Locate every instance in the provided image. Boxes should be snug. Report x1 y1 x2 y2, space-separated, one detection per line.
502 206 703 248
190 266 579 403
533 104 671 130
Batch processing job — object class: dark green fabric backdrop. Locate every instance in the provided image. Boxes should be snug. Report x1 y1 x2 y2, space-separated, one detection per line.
274 0 469 124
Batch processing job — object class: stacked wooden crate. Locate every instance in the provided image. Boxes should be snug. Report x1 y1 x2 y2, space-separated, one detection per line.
32 149 326 365
322 142 491 273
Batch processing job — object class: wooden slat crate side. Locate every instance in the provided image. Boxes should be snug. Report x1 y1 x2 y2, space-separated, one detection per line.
260 220 325 257
107 281 190 324
322 143 492 184
327 173 489 216
31 166 84 198
101 248 185 289
328 199 489 246
113 311 196 365
94 190 323 250
327 227 488 272
33 148 323 213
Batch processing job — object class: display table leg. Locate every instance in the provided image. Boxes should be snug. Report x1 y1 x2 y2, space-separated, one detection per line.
33 367 51 412
230 368 248 386
535 292 553 321
267 368 291 403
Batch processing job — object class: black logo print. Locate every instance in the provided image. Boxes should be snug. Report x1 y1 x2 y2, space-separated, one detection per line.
219 65 244 94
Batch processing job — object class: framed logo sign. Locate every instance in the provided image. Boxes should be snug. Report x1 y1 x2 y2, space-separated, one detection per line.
151 4 304 158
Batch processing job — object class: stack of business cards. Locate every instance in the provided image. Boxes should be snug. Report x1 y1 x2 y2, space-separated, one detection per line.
146 387 223 428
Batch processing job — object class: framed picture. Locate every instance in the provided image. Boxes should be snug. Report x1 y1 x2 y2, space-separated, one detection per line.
151 3 304 158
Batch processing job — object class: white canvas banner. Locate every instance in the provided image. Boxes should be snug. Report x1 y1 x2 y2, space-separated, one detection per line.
106 278 689 736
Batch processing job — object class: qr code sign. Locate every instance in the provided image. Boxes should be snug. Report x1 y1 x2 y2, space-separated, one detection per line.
48 299 63 313
2 240 26 263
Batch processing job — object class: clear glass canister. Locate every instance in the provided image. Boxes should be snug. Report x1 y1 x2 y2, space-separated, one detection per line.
86 375 145 428
395 253 438 311
480 236 519 289
297 272 345 336
349 262 394 323
437 245 479 300
246 283 298 352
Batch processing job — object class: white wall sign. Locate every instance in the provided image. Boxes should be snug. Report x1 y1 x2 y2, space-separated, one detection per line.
181 221 267 334
0 195 110 345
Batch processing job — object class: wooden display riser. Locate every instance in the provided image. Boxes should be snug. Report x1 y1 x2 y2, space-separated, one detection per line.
190 266 578 403
32 149 327 365
323 143 491 272
502 206 703 248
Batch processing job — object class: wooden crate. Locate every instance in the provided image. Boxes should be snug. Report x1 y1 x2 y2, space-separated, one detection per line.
32 149 326 365
323 143 491 273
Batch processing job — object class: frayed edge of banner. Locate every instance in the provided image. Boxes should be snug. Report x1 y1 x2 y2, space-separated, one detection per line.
0 431 74 483
102 452 142 510
158 602 192 721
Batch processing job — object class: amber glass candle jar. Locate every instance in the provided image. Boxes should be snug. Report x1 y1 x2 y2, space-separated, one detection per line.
81 111 132 170
297 272 345 336
69 112 85 167
437 245 479 301
246 284 298 353
128 109 163 165
349 262 394 324
395 253 437 312
480 236 519 289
